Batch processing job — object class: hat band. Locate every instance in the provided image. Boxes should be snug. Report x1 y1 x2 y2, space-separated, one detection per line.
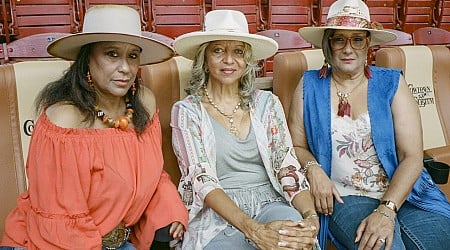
326 16 370 29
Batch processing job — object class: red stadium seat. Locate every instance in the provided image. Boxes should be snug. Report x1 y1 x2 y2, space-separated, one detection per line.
399 0 435 33
2 32 70 63
267 0 315 31
10 0 82 39
436 0 450 31
364 0 401 29
412 26 450 45
150 0 205 39
256 29 312 77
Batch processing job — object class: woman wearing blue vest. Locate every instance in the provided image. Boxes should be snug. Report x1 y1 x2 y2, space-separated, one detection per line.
289 0 450 249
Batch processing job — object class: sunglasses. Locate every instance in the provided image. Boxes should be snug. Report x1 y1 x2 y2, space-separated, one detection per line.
329 35 369 50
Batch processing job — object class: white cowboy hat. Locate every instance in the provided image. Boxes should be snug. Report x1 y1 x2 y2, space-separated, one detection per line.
47 5 174 65
298 0 397 48
173 10 278 61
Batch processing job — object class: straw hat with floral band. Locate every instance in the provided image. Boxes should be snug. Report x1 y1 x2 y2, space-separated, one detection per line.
173 9 278 61
47 4 174 65
298 0 397 79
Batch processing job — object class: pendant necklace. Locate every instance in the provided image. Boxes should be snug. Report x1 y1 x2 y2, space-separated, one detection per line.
332 77 364 117
203 85 241 136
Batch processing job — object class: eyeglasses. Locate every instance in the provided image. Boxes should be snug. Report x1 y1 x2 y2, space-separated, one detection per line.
329 35 368 50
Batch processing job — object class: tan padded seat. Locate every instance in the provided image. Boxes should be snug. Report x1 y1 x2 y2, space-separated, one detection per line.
272 49 324 115
0 60 71 236
376 45 450 196
140 56 192 185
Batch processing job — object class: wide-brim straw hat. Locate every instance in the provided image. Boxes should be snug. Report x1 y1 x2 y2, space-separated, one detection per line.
173 10 278 61
298 0 397 48
47 5 174 65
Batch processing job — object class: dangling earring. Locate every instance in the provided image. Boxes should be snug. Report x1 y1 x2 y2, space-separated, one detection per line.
86 70 94 88
319 60 329 79
131 83 136 96
364 60 372 78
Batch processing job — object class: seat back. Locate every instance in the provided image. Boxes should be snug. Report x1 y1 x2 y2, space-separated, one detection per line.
399 0 435 33
10 0 81 38
412 26 450 45
150 0 205 39
267 0 314 31
3 32 70 63
375 45 450 192
140 56 192 184
0 60 71 237
272 49 324 115
365 0 401 29
256 29 312 77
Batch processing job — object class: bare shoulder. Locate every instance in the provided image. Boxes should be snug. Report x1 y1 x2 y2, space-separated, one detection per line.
46 103 87 128
139 85 157 115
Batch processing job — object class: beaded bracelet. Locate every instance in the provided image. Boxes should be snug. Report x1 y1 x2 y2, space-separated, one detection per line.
373 208 395 224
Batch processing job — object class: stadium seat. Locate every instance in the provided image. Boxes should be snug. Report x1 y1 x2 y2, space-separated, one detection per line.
412 26 450 45
9 0 81 39
267 0 315 31
256 29 312 77
272 49 324 115
436 0 450 30
2 32 70 63
376 45 450 195
365 0 401 29
140 56 192 184
399 0 435 33
150 0 205 39
0 60 72 237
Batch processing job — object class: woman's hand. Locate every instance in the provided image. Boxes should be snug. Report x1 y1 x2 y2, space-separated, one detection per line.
169 221 185 240
355 207 395 250
248 220 317 250
307 165 344 215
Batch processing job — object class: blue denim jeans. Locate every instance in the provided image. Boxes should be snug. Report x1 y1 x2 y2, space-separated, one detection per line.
329 195 450 250
204 201 320 250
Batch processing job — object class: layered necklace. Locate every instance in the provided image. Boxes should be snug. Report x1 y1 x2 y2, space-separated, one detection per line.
332 77 365 117
95 97 134 130
203 85 241 136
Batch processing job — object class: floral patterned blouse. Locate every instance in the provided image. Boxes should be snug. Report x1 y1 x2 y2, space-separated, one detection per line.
171 90 310 249
331 111 389 199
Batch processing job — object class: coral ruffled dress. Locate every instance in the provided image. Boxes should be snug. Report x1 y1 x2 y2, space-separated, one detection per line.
1 112 188 250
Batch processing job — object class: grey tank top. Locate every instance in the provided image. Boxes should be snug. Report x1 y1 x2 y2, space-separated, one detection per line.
210 117 271 189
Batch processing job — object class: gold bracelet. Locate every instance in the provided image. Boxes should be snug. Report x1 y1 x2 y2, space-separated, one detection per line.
302 210 318 219
373 209 395 224
301 160 320 175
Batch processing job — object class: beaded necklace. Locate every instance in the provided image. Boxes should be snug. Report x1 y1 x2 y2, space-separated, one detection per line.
203 85 241 136
95 98 134 130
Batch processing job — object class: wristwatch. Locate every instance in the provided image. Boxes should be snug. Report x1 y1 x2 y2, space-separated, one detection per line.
381 200 398 213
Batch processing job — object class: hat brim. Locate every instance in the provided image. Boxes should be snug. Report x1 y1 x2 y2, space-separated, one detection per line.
47 33 175 65
298 26 397 48
173 31 279 61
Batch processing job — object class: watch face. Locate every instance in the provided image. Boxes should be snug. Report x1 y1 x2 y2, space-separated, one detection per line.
383 200 397 212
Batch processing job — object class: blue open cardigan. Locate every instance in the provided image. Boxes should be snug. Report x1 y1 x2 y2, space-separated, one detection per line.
302 66 450 249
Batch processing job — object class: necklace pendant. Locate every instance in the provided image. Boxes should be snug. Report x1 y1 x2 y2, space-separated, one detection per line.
337 101 351 117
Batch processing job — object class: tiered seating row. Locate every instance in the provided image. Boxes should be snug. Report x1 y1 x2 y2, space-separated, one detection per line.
1 0 450 43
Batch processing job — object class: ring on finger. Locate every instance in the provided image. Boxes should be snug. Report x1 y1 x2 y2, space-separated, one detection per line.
379 238 386 244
